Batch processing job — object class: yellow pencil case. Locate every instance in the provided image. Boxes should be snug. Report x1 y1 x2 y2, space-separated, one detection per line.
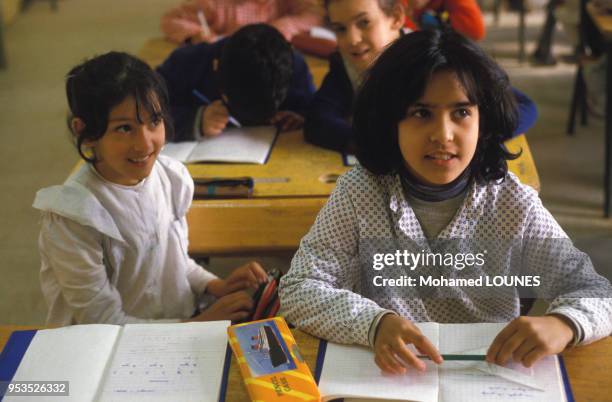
227 317 321 401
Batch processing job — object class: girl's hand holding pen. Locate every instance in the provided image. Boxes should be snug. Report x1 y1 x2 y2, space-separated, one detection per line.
374 314 443 374
202 100 229 136
486 315 575 368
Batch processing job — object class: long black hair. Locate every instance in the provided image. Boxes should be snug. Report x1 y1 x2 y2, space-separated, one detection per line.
353 28 519 183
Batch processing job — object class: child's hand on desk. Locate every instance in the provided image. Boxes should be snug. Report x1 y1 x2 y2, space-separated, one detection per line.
270 110 304 132
207 262 268 297
188 291 254 322
374 314 443 374
202 100 229 136
486 315 575 368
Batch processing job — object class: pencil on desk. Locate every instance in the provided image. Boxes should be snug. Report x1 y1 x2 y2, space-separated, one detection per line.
418 355 486 361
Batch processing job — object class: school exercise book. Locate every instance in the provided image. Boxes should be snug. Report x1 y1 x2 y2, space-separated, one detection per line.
315 322 574 402
162 126 278 164
0 322 230 402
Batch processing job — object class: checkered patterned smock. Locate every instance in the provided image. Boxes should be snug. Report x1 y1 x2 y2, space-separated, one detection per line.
279 166 612 347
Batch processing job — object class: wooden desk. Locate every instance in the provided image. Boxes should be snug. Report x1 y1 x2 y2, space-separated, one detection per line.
187 130 349 255
185 132 539 256
1 326 610 401
586 3 612 217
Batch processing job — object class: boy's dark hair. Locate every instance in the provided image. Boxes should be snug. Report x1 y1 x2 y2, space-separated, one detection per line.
218 24 293 125
66 51 173 163
353 29 519 183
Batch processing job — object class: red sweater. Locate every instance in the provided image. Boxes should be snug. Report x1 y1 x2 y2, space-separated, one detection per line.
403 0 485 41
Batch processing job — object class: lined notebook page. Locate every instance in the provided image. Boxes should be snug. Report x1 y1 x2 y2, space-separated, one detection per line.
4 325 121 402
97 321 229 402
319 323 439 402
437 323 566 402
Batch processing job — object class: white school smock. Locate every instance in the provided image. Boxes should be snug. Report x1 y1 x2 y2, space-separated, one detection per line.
33 155 217 325
279 165 612 346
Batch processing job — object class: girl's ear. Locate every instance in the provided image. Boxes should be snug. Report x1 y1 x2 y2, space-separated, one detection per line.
70 117 86 137
71 118 97 154
391 4 406 31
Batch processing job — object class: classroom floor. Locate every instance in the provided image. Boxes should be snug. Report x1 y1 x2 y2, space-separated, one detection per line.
0 0 610 324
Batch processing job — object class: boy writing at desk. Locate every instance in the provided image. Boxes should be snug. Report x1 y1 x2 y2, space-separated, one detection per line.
157 23 315 142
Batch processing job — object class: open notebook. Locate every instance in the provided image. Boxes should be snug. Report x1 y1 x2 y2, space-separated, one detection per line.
0 322 230 402
162 126 277 164
317 323 573 402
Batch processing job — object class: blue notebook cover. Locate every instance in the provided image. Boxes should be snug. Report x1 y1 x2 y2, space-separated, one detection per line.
0 330 37 401
314 339 575 402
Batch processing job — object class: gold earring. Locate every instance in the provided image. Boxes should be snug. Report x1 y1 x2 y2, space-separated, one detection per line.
80 144 96 160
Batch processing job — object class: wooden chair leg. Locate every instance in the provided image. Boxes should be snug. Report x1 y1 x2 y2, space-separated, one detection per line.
533 0 558 65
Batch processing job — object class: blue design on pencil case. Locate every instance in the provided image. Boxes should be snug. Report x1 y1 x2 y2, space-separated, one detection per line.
234 321 297 377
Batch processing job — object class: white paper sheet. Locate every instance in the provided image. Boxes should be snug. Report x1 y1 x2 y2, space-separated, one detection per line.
318 323 568 402
4 325 121 402
438 324 565 402
97 322 229 402
320 323 439 402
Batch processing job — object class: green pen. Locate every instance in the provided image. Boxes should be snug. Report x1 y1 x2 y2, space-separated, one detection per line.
418 354 486 361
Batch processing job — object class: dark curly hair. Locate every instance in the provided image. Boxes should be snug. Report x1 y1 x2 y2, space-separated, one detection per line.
66 51 173 163
353 28 520 183
218 24 294 125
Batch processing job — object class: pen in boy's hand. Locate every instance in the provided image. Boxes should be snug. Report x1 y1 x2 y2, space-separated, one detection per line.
418 354 486 361
192 89 242 128
226 115 241 128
